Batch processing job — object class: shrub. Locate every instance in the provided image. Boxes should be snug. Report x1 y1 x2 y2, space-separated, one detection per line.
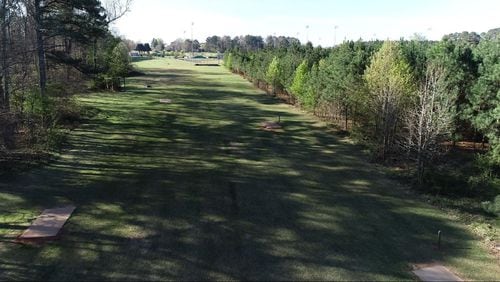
481 195 500 216
468 154 499 189
224 53 233 69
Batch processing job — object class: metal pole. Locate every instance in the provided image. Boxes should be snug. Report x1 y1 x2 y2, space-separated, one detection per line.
334 25 338 46
191 22 194 58
306 25 309 43
437 230 442 250
182 31 186 52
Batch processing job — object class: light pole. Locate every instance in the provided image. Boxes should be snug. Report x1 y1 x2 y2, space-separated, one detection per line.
191 22 194 58
306 25 309 43
334 25 338 46
182 30 186 52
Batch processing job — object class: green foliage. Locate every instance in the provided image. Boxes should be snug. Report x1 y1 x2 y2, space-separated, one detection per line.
400 39 432 83
224 43 329 94
277 48 303 89
364 41 415 159
301 62 322 110
468 154 499 189
2 58 499 281
365 41 415 99
223 35 495 191
224 52 233 69
317 41 374 127
16 84 82 150
109 42 131 78
290 60 309 99
42 0 109 76
481 195 500 216
23 88 54 117
427 39 479 137
465 38 500 167
266 56 280 89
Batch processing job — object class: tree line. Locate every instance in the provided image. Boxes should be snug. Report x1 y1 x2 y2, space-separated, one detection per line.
131 35 300 55
224 29 499 188
0 0 132 151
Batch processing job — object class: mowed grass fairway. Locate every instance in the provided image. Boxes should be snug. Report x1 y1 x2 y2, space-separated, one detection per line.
0 58 498 280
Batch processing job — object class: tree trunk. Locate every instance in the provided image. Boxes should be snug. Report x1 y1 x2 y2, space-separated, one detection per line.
93 38 97 75
34 0 47 96
417 155 424 186
344 105 348 131
0 0 9 109
473 129 477 152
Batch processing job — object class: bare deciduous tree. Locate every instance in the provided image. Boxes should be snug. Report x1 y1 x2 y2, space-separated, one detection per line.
402 64 455 184
0 0 10 108
103 0 132 23
33 0 47 96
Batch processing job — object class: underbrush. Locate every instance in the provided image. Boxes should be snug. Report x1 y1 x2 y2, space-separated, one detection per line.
0 85 96 175
422 151 498 199
387 148 499 246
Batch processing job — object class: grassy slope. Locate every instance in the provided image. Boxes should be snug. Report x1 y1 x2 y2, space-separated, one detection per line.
0 58 498 280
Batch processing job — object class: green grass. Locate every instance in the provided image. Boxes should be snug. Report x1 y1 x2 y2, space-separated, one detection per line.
0 58 498 280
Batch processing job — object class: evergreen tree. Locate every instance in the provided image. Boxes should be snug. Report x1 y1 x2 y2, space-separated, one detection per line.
428 39 479 141
135 43 145 53
400 39 431 83
109 42 131 89
302 62 323 110
224 52 233 70
266 56 280 94
290 60 309 101
465 38 500 166
319 41 373 129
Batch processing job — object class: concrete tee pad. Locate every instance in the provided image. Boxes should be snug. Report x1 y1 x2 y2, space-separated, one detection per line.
18 206 76 240
160 99 172 104
261 121 282 130
412 265 463 282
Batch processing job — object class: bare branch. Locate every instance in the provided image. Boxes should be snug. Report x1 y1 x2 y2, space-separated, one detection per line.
401 63 455 182
103 0 132 24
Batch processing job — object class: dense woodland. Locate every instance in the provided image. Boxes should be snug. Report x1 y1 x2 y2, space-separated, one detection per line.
0 0 131 155
222 30 499 202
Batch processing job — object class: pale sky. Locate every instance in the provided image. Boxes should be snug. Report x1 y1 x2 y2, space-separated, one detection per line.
112 0 500 46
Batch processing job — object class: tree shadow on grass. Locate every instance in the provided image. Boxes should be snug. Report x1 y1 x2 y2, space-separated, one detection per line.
0 63 496 281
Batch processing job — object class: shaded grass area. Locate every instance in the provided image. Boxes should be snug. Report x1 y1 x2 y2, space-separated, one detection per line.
0 58 498 280
387 147 500 245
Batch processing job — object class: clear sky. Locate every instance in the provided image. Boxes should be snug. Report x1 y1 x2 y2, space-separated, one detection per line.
112 0 500 46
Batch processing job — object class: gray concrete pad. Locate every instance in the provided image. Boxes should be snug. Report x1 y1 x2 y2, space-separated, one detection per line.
19 206 76 239
159 99 172 104
261 121 282 130
413 265 463 282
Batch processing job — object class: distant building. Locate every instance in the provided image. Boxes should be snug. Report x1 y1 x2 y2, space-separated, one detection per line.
130 51 140 57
